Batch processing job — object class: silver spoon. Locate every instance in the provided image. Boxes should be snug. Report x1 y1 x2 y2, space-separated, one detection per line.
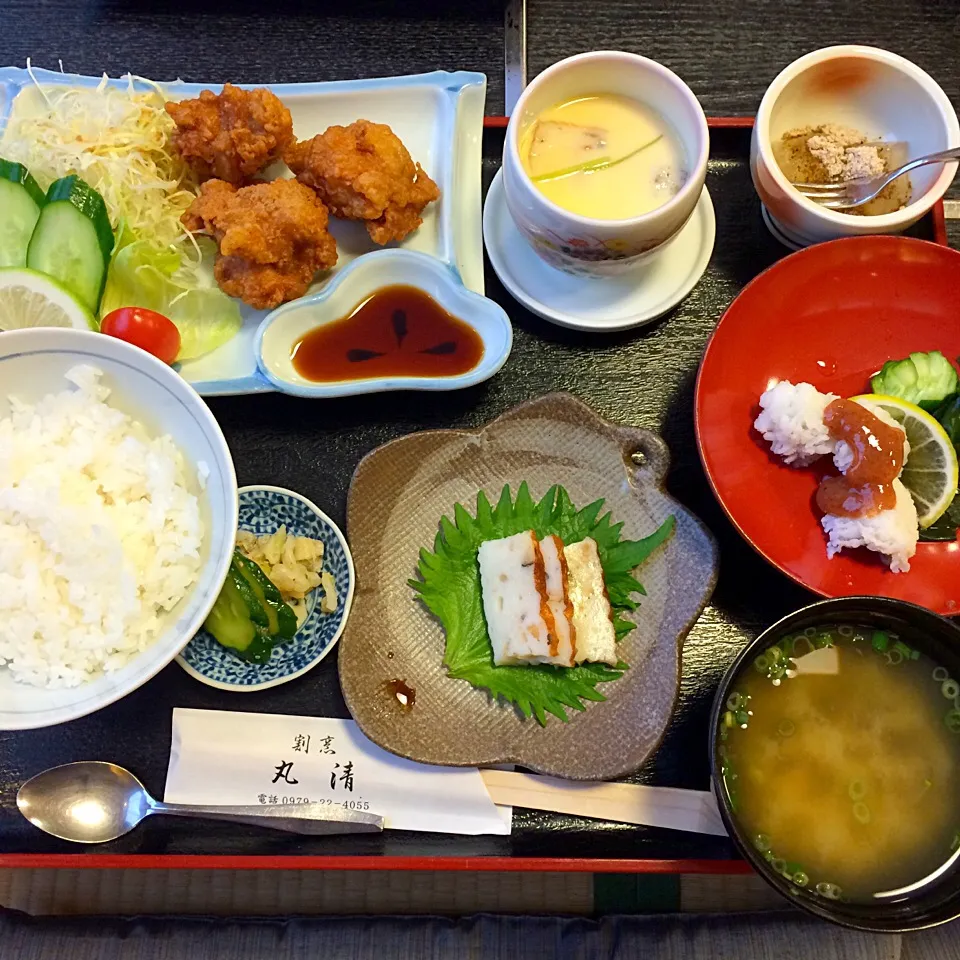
17 761 383 843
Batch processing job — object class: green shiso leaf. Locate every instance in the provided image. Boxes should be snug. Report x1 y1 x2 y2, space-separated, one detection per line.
410 482 675 726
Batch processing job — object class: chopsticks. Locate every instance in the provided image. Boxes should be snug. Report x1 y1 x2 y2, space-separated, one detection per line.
480 769 727 836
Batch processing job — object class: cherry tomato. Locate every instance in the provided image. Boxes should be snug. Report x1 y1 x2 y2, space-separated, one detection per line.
101 307 181 365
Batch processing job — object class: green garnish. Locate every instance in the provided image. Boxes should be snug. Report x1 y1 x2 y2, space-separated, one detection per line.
410 482 674 725
531 135 664 183
871 630 890 653
871 351 959 412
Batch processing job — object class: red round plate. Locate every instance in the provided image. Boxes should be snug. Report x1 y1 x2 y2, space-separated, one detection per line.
696 236 960 616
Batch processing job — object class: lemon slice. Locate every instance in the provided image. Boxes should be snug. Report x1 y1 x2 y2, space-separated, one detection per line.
0 267 98 332
852 393 959 527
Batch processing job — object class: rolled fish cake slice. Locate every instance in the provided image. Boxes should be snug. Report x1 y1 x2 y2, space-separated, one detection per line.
564 537 618 666
538 534 577 667
478 530 569 666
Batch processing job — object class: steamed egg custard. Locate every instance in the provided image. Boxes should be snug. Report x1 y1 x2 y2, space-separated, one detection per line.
720 625 960 903
519 94 685 219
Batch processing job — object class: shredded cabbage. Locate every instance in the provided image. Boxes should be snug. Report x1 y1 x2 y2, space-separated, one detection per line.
4 67 197 249
3 65 242 360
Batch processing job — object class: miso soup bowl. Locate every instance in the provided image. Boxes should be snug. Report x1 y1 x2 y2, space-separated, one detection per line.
752 45 960 248
710 596 960 933
502 51 709 277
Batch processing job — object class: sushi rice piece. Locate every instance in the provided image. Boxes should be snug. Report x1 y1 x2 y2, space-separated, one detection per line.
821 477 919 573
754 380 840 466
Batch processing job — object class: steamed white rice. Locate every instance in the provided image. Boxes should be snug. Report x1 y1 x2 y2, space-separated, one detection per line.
754 380 839 466
821 477 919 573
0 365 204 688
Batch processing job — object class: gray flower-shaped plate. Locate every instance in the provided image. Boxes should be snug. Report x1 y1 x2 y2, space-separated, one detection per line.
338 394 718 780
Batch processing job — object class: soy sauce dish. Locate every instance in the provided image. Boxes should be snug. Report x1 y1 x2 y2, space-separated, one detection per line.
255 249 512 398
711 597 960 932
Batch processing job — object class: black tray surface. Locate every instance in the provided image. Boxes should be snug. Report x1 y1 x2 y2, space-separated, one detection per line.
0 1 955 863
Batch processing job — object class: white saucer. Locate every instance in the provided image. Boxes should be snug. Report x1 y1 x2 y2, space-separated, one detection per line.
483 170 716 332
760 204 806 250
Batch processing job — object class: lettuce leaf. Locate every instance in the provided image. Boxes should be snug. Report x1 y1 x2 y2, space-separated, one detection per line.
100 233 242 361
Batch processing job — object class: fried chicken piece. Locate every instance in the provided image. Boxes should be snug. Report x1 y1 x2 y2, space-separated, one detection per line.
182 178 338 310
284 120 440 244
166 84 294 184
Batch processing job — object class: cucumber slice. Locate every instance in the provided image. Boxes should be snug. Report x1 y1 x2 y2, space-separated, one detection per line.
0 159 45 268
27 175 114 312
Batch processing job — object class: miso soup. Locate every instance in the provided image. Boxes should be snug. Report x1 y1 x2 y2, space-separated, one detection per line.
518 94 686 220
720 624 960 903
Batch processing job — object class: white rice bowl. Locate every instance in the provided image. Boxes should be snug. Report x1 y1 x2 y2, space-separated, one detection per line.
0 329 236 730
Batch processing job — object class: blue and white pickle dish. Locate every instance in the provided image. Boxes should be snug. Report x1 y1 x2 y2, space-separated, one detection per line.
177 486 355 692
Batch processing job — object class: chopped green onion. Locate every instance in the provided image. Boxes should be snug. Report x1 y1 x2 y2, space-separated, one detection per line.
945 710 960 733
777 719 795 738
943 680 960 700
893 640 914 660
767 645 782 663
933 667 950 683
911 649 920 660
735 710 750 727
852 802 871 824
771 858 787 874
726 692 744 711
723 710 735 729
530 134 664 183
848 780 867 801
886 649 904 666
837 625 853 637
754 653 770 672
816 882 843 900
792 871 810 887
872 631 890 652
754 833 771 852
803 627 818 638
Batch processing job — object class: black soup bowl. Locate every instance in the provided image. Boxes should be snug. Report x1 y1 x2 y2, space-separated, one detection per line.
710 596 960 933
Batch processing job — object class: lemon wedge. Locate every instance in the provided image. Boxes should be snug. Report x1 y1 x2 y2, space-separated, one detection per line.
0 267 98 332
851 393 959 527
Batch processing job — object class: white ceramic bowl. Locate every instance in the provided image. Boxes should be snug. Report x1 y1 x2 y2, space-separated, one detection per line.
502 51 709 278
0 328 238 730
255 249 512 398
752 45 960 247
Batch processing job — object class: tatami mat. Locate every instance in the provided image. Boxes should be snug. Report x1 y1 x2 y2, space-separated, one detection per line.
0 868 787 917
